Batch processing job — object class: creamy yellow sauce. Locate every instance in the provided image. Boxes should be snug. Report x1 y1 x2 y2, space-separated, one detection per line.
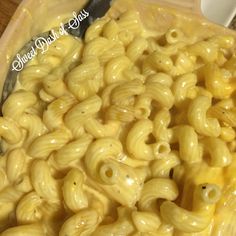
0 1 236 236
0 0 234 96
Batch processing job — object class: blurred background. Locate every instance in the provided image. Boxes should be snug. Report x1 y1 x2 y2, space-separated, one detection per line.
0 0 21 35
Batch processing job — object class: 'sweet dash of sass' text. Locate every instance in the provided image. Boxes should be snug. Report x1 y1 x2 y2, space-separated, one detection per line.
12 9 89 72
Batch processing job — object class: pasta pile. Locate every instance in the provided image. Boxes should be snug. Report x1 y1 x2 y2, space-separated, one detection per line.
0 9 236 236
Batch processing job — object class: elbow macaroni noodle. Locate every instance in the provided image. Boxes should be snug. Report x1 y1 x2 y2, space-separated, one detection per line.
0 7 236 236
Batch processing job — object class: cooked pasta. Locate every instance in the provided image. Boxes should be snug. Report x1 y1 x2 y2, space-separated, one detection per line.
62 169 88 212
0 4 236 236
16 191 44 224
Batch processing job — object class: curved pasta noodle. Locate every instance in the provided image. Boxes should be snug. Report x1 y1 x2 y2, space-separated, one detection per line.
153 109 173 142
84 183 114 217
220 126 236 142
85 17 110 42
42 68 68 98
160 184 221 233
0 168 8 192
19 113 47 147
40 201 65 224
64 95 102 138
0 201 14 229
209 35 235 49
1 224 45 236
43 95 76 131
38 34 79 64
151 151 180 178
152 141 171 158
111 79 145 106
146 73 173 87
188 96 221 137
154 223 174 236
106 104 135 123
83 37 111 59
39 203 65 236
201 137 232 167
14 174 33 193
187 41 218 63
0 117 22 144
61 38 83 71
66 57 103 101
38 88 54 102
98 159 146 207
126 119 155 161
100 43 125 64
139 178 179 211
101 82 122 109
180 161 224 209
102 19 119 40
6 148 26 183
27 99 47 117
84 138 123 182
224 55 236 75
171 125 202 164
59 209 99 236
0 185 23 201
134 95 152 119
123 68 145 82
16 191 43 224
84 118 120 138
54 134 93 167
0 187 24 227
143 49 197 77
30 160 61 202
203 63 234 99
132 211 161 233
212 169 236 235
117 10 142 35
62 169 88 212
145 82 174 109
165 28 185 44
19 64 51 93
172 73 197 107
208 105 236 128
27 128 72 159
126 37 148 61
92 207 135 236
104 56 132 84
118 29 134 46
85 138 146 207
2 90 37 119
173 52 197 76
143 51 173 75
148 37 185 55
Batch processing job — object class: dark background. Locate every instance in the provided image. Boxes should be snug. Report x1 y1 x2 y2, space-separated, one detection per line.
0 0 21 36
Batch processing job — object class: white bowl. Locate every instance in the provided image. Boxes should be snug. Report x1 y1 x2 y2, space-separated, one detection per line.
201 0 236 26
